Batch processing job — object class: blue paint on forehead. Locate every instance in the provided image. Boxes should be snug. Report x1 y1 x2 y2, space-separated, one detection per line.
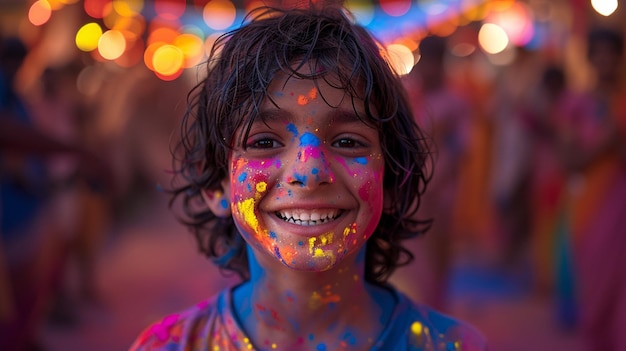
286 123 298 137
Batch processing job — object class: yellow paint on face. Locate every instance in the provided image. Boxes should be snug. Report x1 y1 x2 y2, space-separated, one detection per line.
313 248 336 267
343 226 350 237
308 237 316 254
234 182 268 239
255 181 267 193
308 232 334 254
237 198 258 230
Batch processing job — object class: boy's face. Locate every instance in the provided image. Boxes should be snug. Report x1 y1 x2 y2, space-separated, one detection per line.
225 71 385 272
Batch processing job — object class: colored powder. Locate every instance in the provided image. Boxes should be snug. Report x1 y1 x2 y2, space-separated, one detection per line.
316 343 326 351
299 132 320 147
256 182 267 193
286 123 298 137
236 198 258 230
219 199 228 209
354 157 368 165
238 172 247 182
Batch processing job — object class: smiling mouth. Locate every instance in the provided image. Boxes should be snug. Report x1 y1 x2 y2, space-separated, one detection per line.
275 209 343 226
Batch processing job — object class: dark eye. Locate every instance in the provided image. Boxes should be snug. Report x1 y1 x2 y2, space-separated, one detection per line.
248 138 281 149
333 138 360 148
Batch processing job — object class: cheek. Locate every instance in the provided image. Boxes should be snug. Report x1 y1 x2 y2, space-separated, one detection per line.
334 155 385 206
229 157 278 199
229 156 279 233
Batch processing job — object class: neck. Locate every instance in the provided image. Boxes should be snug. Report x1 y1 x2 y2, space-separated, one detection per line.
232 246 395 350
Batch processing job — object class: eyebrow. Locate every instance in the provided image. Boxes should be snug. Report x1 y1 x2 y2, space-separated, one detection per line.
329 108 367 125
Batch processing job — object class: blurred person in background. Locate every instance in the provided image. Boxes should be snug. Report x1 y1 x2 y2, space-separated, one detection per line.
556 27 626 351
486 47 537 271
0 35 60 351
0 36 111 350
521 63 584 330
392 35 472 311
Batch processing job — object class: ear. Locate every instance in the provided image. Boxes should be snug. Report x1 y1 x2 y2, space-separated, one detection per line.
201 179 232 218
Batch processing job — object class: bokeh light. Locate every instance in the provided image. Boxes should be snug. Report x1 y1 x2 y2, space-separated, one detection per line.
98 29 126 60
148 25 180 46
28 0 52 26
478 22 509 54
112 14 146 42
487 2 534 46
385 43 414 76
203 0 237 30
84 0 112 18
379 0 411 17
591 0 618 16
76 22 104 51
153 44 184 78
113 0 144 16
154 0 186 21
174 33 205 68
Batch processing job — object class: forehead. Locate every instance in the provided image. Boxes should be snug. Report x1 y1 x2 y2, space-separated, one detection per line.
265 66 367 110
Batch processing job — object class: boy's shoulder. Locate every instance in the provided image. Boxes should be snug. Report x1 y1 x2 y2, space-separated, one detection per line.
381 290 487 351
128 289 243 351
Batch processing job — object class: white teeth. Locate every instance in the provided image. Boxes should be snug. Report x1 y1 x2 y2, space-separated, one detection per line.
276 210 340 226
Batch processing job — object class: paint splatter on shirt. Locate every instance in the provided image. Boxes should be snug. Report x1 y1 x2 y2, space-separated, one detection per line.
129 288 486 351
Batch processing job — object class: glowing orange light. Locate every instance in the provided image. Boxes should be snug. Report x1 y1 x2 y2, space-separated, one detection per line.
28 0 52 26
113 0 144 16
84 0 111 18
148 27 179 47
113 15 146 42
155 69 183 81
174 33 204 68
47 0 67 10
144 42 164 71
203 0 236 30
153 44 183 75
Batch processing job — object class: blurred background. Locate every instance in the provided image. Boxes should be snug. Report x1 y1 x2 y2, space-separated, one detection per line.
1 0 625 350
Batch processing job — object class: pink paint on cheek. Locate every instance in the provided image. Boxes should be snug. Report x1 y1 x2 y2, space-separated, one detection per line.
358 182 370 201
248 159 275 170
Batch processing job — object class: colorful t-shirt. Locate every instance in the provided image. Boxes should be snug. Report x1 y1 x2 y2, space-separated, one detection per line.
130 288 487 351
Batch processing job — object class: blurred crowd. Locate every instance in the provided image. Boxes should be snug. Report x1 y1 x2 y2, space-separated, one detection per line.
1 2 626 351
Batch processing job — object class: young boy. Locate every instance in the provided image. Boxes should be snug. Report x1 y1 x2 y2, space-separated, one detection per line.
130 5 486 351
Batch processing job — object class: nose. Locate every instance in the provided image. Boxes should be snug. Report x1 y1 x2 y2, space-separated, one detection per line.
285 133 335 188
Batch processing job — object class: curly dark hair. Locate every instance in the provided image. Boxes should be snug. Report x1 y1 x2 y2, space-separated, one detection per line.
170 5 432 285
